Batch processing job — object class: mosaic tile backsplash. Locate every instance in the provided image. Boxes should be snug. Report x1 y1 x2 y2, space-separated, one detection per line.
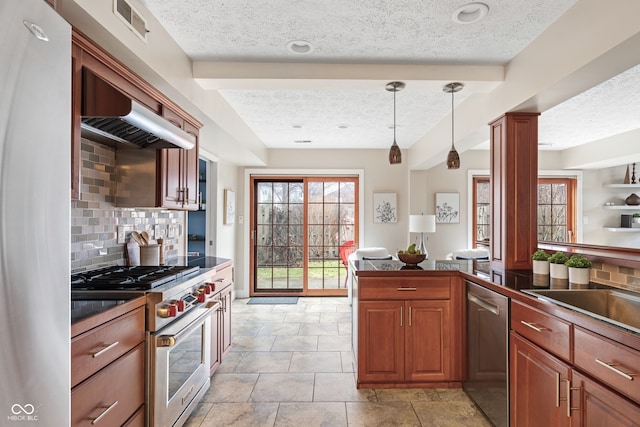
591 262 640 293
71 139 186 271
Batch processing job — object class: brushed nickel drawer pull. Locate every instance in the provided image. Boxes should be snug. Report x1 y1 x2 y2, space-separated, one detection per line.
397 287 417 291
91 400 118 424
400 306 403 327
91 341 119 358
520 321 546 332
408 306 412 327
555 372 560 408
595 358 636 380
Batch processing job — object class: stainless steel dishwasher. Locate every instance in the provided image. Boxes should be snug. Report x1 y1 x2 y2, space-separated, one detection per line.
464 280 509 427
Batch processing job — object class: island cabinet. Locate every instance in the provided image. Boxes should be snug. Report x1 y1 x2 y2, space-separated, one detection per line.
510 299 640 426
354 274 463 388
71 296 146 427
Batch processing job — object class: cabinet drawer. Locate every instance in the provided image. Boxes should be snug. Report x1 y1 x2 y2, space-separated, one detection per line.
574 326 640 403
71 307 145 387
71 343 145 427
210 266 233 292
359 276 450 300
511 300 572 362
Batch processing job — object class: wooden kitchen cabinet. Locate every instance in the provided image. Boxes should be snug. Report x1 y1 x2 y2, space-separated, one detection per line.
208 260 233 376
355 274 461 388
71 30 202 208
159 107 200 210
510 332 571 426
570 370 640 426
71 298 145 426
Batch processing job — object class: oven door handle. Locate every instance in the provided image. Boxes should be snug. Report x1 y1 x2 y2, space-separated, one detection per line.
156 301 220 348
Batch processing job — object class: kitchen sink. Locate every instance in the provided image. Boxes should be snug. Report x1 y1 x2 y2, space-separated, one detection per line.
523 288 640 333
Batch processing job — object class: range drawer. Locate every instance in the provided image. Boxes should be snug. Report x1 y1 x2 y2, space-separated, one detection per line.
71 343 144 427
574 326 640 403
359 276 450 300
511 300 572 362
71 307 145 387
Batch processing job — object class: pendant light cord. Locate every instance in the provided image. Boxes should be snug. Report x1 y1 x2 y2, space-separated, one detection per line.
451 86 455 150
393 84 397 142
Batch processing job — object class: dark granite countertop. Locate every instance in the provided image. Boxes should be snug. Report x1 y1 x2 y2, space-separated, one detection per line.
165 256 232 269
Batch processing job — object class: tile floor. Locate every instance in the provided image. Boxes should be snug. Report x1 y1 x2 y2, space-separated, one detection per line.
185 297 492 427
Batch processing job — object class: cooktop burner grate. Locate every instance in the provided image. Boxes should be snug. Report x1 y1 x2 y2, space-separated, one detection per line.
71 265 200 290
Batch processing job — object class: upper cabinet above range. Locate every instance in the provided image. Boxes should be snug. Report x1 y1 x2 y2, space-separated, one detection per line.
71 30 202 210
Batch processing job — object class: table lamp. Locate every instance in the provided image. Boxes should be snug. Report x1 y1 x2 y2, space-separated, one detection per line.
409 214 436 258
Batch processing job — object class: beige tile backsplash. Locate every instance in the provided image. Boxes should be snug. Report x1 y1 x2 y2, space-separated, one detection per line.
71 139 185 271
591 261 640 292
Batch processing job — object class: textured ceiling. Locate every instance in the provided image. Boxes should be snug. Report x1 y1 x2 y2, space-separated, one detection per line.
137 0 640 155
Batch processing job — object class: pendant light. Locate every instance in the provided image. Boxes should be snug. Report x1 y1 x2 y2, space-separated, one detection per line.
386 81 405 165
443 82 464 169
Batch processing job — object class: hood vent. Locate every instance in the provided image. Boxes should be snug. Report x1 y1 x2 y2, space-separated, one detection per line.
81 69 195 150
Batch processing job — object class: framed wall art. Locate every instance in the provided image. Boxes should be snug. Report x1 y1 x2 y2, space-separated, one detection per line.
224 189 235 224
373 192 397 223
435 192 460 223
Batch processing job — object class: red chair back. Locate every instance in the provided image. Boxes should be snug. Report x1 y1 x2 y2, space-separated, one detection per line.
339 240 356 266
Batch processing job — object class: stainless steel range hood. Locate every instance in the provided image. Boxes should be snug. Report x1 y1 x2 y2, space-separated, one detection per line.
81 69 195 150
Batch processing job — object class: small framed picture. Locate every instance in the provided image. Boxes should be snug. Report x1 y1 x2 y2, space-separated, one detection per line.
373 193 397 223
224 189 235 224
435 193 460 223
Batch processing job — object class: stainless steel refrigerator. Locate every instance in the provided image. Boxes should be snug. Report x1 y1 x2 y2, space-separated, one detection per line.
0 0 71 425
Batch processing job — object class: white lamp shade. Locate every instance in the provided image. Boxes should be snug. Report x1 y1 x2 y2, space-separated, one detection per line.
410 214 436 233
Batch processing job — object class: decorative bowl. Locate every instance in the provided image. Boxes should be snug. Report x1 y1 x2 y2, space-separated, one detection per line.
397 252 426 266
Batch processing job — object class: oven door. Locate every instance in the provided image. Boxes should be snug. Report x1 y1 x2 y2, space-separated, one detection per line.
148 301 219 427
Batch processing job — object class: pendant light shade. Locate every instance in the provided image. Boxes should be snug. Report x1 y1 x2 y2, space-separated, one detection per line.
443 82 464 170
386 81 405 165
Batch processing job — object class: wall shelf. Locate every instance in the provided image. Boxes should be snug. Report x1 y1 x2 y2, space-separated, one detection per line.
603 227 640 232
602 205 640 210
602 184 640 188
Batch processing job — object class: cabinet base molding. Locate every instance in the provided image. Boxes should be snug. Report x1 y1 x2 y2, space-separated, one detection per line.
356 381 462 389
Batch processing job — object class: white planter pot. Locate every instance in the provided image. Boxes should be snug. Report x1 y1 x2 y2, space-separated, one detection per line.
532 260 550 275
569 267 590 285
549 263 568 280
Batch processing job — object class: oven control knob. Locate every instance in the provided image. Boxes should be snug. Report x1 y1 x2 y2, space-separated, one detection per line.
197 292 206 303
158 304 177 318
176 300 186 312
207 282 216 292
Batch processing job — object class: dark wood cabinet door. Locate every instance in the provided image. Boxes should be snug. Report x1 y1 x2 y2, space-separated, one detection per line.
159 149 183 208
405 300 450 382
209 295 222 376
571 371 640 427
510 333 571 427
358 301 404 383
220 285 233 360
182 124 200 210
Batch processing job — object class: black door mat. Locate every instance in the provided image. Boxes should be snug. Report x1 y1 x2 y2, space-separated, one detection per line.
247 297 299 305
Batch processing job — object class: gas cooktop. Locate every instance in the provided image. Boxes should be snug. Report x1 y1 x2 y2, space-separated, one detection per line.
71 265 200 290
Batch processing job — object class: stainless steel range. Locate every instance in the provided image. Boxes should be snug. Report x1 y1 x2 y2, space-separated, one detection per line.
72 265 219 427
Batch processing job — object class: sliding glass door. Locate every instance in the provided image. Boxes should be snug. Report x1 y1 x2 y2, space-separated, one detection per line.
251 176 358 296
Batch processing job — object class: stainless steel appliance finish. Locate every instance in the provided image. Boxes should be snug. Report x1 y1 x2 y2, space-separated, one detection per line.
464 281 509 427
0 1 70 424
148 300 218 427
81 69 195 150
72 265 219 426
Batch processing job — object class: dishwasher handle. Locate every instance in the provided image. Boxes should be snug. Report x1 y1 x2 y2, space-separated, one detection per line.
467 292 500 316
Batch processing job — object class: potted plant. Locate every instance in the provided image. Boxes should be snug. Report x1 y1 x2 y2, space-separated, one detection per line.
548 251 569 280
531 249 550 275
565 254 592 285
634 213 640 224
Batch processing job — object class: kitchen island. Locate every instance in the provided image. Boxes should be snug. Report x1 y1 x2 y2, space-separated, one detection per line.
351 258 640 425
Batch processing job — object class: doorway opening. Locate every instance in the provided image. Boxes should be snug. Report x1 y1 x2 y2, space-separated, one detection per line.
250 176 359 296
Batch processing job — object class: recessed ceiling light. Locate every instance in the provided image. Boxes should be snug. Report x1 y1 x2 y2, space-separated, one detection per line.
452 2 489 25
337 124 350 129
287 40 314 55
291 124 303 129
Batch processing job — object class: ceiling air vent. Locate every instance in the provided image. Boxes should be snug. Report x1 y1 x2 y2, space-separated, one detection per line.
294 140 312 144
113 0 148 42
